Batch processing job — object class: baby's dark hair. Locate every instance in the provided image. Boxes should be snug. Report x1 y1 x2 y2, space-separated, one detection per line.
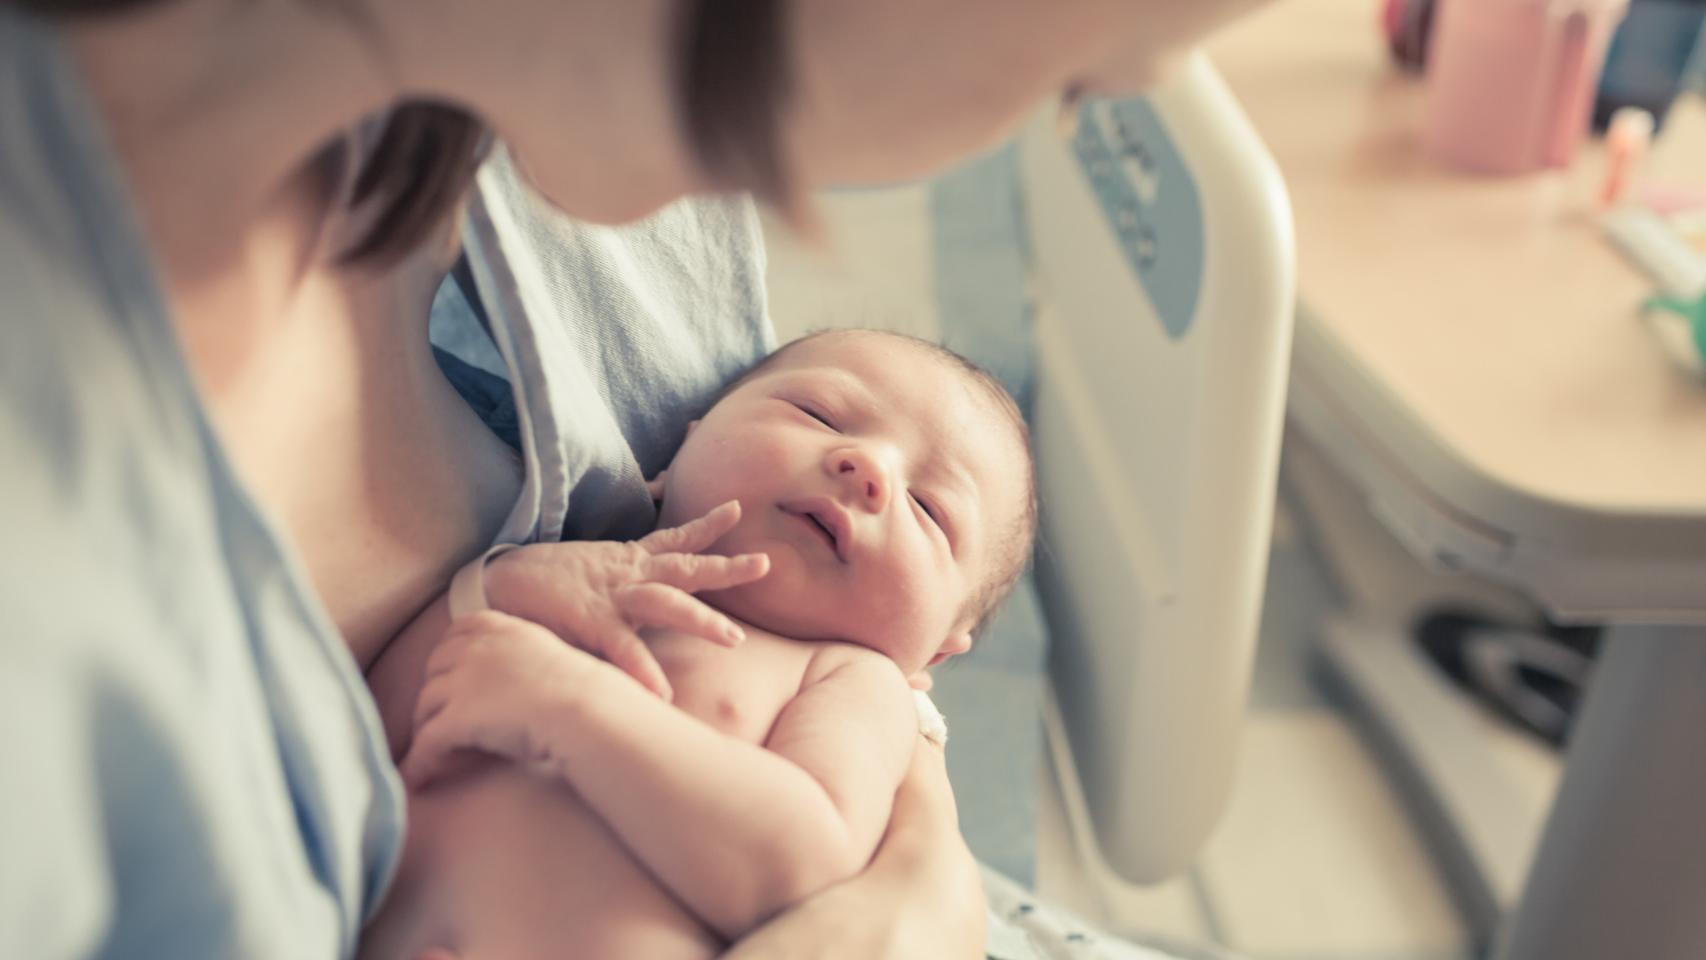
728 329 1038 638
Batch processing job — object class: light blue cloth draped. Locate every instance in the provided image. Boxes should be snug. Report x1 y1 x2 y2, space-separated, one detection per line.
0 11 401 959
439 145 777 547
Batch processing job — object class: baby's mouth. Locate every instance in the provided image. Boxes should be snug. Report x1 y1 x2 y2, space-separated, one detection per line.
801 511 844 561
807 512 836 544
781 501 849 562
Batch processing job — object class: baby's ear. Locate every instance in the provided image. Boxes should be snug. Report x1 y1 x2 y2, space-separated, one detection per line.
645 470 669 502
928 630 973 667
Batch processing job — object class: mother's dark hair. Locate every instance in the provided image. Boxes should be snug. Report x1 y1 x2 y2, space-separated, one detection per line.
676 0 795 213
16 0 797 264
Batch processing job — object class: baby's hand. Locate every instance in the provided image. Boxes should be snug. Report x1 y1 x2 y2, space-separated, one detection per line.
401 609 597 789
484 501 769 701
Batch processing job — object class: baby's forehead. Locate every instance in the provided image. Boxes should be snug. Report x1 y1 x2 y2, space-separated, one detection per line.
762 329 933 374
761 337 1000 436
757 333 1030 527
762 332 976 403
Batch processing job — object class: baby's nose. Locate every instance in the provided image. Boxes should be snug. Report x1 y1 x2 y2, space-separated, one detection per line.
831 448 890 511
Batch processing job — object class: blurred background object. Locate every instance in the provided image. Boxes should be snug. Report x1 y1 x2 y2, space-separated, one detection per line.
1422 0 1630 172
1593 0 1706 130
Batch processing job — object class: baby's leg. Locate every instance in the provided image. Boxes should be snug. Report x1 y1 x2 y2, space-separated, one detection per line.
360 759 718 960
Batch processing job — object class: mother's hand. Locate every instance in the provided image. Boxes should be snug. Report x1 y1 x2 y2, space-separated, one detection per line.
722 740 987 960
483 501 769 701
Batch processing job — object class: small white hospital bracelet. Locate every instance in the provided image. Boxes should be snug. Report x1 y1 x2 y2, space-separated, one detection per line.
914 690 949 747
447 543 522 621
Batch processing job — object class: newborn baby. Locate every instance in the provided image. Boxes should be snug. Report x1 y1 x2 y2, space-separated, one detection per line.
359 330 1036 959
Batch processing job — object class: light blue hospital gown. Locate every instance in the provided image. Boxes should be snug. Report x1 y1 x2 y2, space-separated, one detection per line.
0 11 400 959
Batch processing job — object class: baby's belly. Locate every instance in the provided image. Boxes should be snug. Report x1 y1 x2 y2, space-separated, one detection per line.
361 760 718 960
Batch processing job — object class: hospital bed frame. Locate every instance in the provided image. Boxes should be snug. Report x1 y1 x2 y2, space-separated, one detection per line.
1016 53 1295 885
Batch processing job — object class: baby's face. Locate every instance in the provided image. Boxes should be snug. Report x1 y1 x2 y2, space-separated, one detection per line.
657 332 1028 676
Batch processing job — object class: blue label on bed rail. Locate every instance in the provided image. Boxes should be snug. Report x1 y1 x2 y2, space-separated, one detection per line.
1070 99 1204 340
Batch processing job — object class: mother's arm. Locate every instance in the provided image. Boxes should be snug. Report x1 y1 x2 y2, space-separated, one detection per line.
723 741 987 960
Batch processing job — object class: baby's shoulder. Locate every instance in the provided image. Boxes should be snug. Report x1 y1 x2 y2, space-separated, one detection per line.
786 643 921 751
798 640 909 694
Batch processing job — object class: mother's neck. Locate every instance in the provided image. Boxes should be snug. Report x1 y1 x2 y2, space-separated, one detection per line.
65 2 394 296
68 0 701 274
65 0 698 392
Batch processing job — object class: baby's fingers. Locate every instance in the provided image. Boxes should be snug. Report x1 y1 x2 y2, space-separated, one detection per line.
644 551 770 594
638 500 742 555
598 624 674 702
617 582 746 647
399 713 461 791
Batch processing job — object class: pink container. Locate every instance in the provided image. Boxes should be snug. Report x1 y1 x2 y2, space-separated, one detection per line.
1423 0 1630 174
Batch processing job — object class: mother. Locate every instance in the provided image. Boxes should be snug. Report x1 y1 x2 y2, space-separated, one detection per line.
0 0 1268 956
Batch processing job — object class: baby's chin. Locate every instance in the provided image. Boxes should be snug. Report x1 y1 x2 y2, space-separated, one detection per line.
702 578 848 645
703 578 938 675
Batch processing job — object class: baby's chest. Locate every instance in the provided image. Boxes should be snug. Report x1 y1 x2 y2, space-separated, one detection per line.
644 632 818 743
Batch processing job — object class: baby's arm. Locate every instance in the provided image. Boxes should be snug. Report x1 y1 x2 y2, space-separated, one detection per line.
763 653 924 859
401 614 919 941
562 651 918 939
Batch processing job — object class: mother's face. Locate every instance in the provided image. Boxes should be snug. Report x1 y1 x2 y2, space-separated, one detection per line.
483 0 1268 223
782 0 1271 187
